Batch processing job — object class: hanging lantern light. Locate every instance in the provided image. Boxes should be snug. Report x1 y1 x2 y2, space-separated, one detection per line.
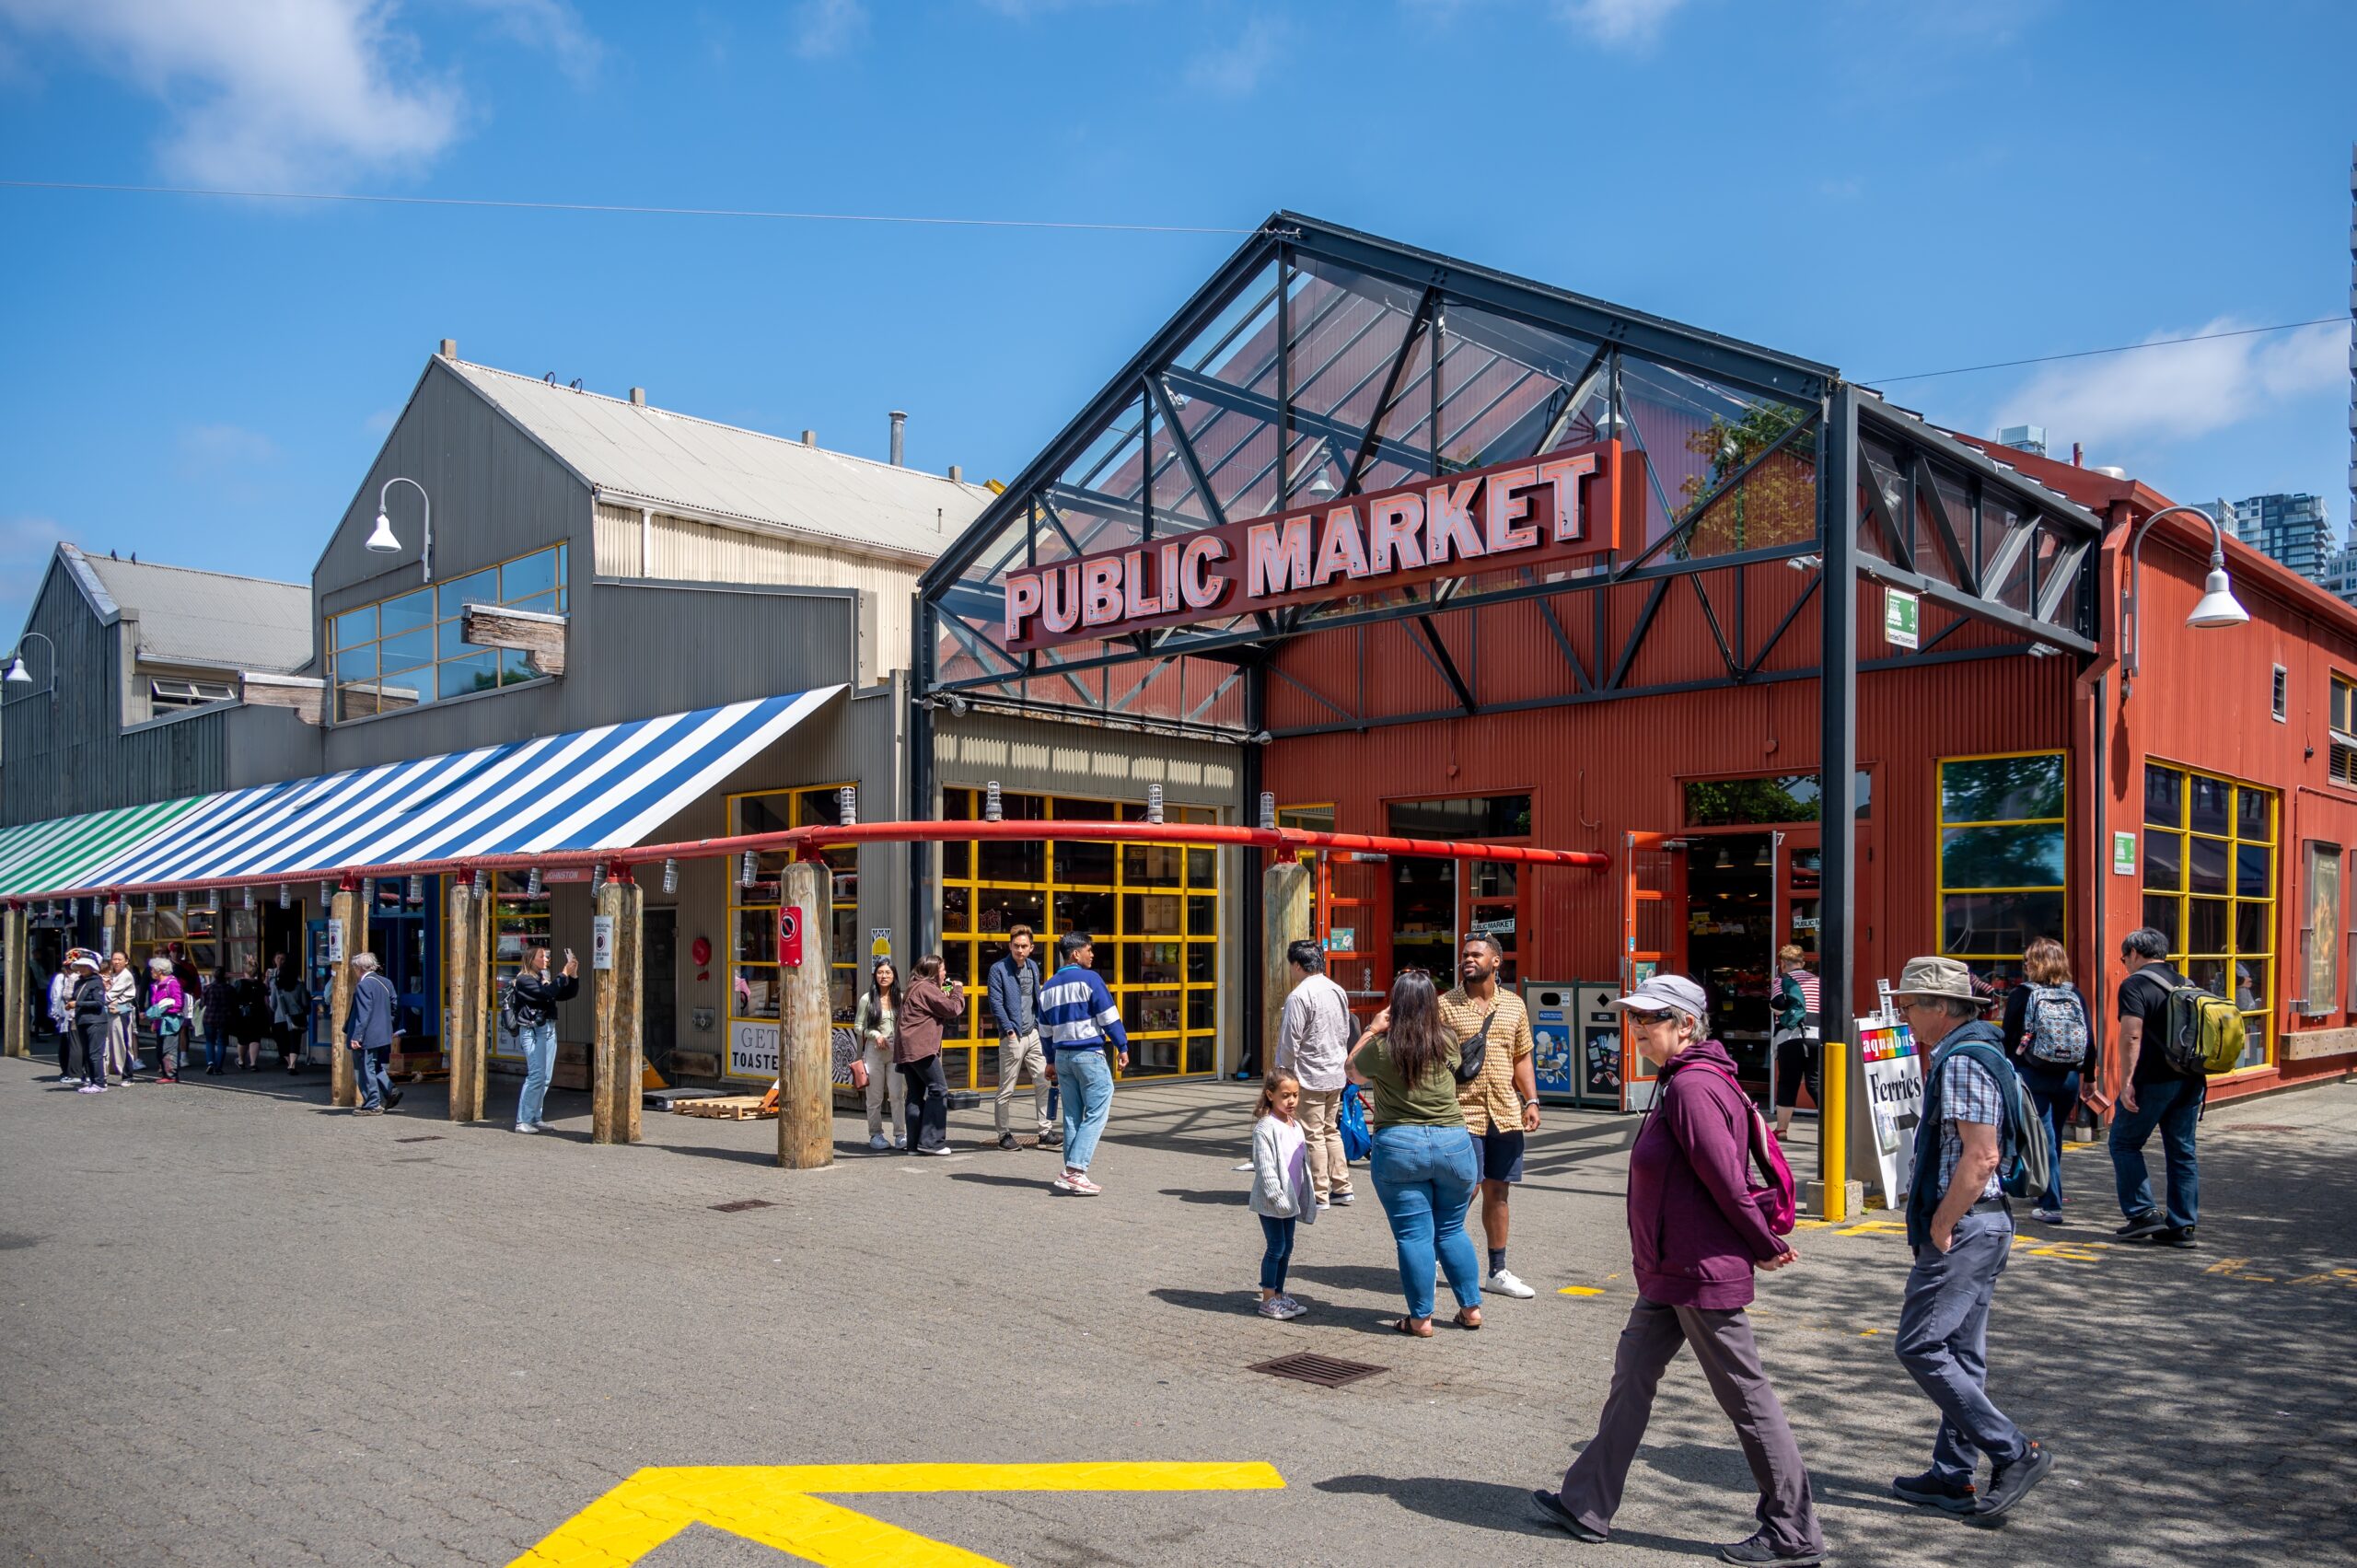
242 887 255 911
984 780 1004 822
174 889 187 913
1147 783 1165 825
527 866 543 898
145 891 157 912
592 861 607 892
470 868 484 897
279 884 291 910
407 873 424 904
838 784 857 826
1258 791 1277 831
738 851 756 888
319 880 332 907
661 857 679 895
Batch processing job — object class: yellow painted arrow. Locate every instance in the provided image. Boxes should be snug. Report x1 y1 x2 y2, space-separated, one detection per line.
512 1461 1285 1566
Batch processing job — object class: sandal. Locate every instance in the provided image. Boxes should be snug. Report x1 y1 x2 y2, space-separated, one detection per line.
1455 1308 1484 1330
1390 1316 1434 1338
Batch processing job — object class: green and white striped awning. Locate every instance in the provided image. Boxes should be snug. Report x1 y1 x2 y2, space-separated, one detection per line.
0 796 212 899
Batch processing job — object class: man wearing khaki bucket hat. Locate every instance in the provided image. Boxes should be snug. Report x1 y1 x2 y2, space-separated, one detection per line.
1887 955 2052 1522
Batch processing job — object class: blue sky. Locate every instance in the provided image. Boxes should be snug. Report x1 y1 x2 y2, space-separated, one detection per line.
2 0 2351 641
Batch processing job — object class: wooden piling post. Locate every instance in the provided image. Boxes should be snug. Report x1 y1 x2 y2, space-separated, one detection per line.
777 857 834 1169
591 874 643 1145
446 877 480 1123
328 886 366 1109
3 905 28 1059
1262 857 1311 1077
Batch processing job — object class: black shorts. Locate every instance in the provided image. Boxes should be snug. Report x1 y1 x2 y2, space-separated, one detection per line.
1480 1125 1526 1184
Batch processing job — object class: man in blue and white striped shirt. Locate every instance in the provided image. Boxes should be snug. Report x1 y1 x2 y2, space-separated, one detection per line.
1041 931 1129 1196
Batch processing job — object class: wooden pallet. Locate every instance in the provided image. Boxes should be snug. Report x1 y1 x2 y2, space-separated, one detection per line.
673 1094 773 1121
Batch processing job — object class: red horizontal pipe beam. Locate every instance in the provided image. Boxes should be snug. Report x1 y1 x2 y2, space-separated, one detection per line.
6 818 1606 905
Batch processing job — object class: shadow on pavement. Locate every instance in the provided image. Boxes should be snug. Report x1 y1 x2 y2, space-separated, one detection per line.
1157 1185 1248 1206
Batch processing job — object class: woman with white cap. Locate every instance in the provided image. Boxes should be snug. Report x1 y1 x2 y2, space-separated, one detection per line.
1533 972 1823 1567
69 954 111 1093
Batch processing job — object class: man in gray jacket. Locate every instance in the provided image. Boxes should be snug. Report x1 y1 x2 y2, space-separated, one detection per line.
1275 939 1355 1208
344 952 401 1116
988 926 1058 1151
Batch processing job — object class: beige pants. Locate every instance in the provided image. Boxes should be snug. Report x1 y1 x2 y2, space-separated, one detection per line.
863 1038 906 1140
996 1030 1051 1135
1297 1086 1353 1200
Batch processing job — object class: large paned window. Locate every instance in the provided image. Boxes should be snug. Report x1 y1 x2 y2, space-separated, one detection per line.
1937 752 2066 989
2330 674 2357 788
128 905 259 1016
725 786 859 1081
330 544 567 721
2142 761 2274 1071
937 788 1221 1090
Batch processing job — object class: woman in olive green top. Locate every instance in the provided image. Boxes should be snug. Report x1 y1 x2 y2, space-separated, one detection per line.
1348 970 1483 1335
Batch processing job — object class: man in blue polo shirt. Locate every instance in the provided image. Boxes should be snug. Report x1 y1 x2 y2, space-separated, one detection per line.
1040 931 1129 1196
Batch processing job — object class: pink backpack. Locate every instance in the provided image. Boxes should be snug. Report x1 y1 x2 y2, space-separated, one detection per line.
1686 1060 1798 1236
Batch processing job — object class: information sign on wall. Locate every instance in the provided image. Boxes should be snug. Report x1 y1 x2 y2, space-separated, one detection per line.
591 915 614 970
730 1019 780 1079
1883 587 1920 651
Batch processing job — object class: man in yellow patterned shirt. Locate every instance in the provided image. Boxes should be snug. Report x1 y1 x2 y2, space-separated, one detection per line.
1439 934 1541 1299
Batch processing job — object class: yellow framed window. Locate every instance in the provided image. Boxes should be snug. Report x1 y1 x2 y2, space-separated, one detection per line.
2142 761 2274 1072
724 784 859 1082
1936 751 2067 988
485 872 552 1062
936 788 1222 1091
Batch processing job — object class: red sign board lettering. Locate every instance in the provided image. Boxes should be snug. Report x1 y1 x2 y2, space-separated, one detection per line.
1003 440 1638 653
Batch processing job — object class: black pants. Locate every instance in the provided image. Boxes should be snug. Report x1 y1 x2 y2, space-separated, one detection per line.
57 1021 75 1076
75 1016 110 1085
900 1055 949 1152
1773 1036 1819 1110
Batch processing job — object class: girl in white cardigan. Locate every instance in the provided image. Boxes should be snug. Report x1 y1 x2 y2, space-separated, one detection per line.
1250 1072 1316 1319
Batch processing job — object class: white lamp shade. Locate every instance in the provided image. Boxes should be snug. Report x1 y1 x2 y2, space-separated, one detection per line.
4 656 27 683
365 511 402 553
2187 569 2249 630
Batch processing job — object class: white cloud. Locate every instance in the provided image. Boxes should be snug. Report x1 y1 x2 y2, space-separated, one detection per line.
1185 16 1288 97
0 0 463 186
363 408 400 436
1994 318 2347 451
790 0 866 59
457 0 600 85
1554 0 1690 47
176 423 281 475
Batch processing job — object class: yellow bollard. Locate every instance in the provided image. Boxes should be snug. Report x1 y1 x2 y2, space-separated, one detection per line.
1818 1040 1847 1219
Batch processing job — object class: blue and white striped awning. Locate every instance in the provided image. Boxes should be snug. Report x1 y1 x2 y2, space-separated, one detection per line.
79 688 843 890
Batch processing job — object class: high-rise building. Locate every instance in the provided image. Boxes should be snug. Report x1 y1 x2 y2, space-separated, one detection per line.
1998 424 2048 457
2231 493 2333 582
2321 541 2357 608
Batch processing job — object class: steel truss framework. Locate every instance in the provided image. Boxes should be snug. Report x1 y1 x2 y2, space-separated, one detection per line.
911 213 2113 1043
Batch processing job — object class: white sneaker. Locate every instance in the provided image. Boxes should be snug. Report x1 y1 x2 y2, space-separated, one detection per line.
1258 1296 1306 1319
1065 1173 1102 1196
58 1075 81 1086
1315 1197 1331 1210
1487 1269 1537 1299
514 1122 539 1134
868 1133 891 1152
77 1083 105 1094
894 1137 908 1151
1051 1169 1078 1192
1330 1191 1355 1206
2031 1207 2064 1225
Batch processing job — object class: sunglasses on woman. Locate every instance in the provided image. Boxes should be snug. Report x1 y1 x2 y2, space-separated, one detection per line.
1623 1008 1677 1026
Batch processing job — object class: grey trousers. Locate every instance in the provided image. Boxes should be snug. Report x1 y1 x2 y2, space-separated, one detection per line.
1896 1208 2027 1483
995 1030 1051 1135
1560 1297 1822 1554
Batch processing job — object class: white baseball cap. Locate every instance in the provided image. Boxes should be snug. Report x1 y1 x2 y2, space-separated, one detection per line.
1609 973 1710 1019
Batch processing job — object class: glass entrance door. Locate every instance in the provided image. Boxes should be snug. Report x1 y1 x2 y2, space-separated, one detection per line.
1463 861 1522 986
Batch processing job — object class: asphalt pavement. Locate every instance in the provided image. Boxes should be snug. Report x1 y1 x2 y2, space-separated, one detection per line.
2 1051 2352 1567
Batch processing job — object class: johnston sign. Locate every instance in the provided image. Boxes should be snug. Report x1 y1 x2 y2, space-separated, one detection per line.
1002 440 1643 653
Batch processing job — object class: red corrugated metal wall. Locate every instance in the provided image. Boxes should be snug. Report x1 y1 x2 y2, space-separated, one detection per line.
1265 562 2077 1017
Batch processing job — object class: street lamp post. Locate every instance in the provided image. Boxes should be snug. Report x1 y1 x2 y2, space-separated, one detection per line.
366 476 434 583
2122 500 2249 698
3 631 58 705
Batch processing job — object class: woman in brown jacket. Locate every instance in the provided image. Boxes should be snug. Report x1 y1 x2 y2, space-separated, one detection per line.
895 955 966 1156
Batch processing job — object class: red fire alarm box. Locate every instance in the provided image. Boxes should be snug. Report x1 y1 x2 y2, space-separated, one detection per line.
778 905 804 968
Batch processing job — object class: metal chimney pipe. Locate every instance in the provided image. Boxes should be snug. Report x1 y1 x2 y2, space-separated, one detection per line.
629 387 646 406
438 338 457 359
888 410 907 466
802 430 817 447
948 464 963 482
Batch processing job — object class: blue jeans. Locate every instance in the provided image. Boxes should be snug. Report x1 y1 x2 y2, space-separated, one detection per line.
1259 1215 1296 1292
516 1019 557 1128
2111 1075 2200 1231
205 1020 229 1073
1896 1209 2027 1484
1367 1123 1482 1320
1057 1047 1114 1171
2021 1072 2078 1208
351 1044 392 1109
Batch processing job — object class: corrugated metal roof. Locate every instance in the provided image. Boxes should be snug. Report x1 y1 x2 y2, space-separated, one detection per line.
447 360 993 563
73 546 312 673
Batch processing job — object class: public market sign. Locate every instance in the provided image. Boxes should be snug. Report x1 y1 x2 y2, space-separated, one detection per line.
1002 442 1637 653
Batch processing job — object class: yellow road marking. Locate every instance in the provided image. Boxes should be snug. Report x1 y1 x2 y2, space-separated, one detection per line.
512 1461 1284 1567
1558 1285 1604 1295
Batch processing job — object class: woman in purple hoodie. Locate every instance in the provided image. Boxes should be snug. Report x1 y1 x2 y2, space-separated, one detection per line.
1532 974 1824 1568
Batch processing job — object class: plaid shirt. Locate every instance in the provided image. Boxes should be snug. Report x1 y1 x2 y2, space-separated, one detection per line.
1933 1051 2004 1202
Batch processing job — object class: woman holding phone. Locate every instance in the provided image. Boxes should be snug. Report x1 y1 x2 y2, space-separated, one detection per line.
509 942 580 1134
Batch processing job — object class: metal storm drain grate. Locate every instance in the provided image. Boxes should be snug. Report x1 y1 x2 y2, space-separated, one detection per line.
394 1135 444 1144
1249 1353 1386 1389
710 1198 779 1214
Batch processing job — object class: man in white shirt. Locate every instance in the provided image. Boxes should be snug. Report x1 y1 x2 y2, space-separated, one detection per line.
1274 939 1356 1208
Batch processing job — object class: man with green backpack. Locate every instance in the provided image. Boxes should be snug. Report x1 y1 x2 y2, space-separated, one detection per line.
2109 926 2233 1248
